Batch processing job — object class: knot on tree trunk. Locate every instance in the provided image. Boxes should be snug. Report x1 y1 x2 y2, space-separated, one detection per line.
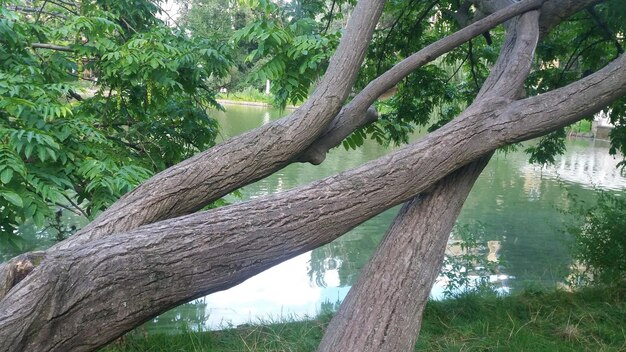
0 252 45 301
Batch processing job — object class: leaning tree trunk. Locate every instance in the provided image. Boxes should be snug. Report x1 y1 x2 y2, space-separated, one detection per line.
0 0 593 297
317 156 491 351
317 5 543 349
317 8 540 350
0 1 622 351
0 51 624 351
0 0 548 301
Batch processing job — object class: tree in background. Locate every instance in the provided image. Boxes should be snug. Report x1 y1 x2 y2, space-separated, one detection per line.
0 0 229 253
1 0 626 351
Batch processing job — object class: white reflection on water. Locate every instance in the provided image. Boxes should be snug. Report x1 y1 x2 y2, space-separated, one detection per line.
521 139 626 191
194 139 624 330
200 253 349 329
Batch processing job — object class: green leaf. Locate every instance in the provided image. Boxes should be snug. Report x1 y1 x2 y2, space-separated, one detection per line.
0 168 13 184
1 191 23 207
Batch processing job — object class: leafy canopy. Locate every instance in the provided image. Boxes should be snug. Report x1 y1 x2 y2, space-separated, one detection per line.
0 0 230 251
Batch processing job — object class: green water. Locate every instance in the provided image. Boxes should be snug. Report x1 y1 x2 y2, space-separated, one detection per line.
3 103 625 333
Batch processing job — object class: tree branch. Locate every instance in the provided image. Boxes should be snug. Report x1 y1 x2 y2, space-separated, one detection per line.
2 39 624 352
299 0 546 164
0 0 548 300
586 5 624 56
8 5 67 19
31 43 73 52
48 0 388 245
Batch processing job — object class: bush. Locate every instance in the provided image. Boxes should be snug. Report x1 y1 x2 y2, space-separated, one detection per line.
565 191 626 286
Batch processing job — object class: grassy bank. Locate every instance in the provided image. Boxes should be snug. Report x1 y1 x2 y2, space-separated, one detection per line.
104 285 625 351
217 87 274 105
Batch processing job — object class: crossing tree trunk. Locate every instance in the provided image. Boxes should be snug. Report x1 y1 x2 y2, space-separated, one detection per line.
0 0 624 351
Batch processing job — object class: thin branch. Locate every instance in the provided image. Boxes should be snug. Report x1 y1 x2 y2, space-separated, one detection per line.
31 43 73 52
558 39 606 86
35 0 50 24
375 0 420 75
444 52 469 84
8 5 67 19
54 203 85 217
586 6 623 56
299 0 546 163
61 194 90 219
120 17 138 34
409 0 440 35
468 39 481 91
50 0 79 9
324 0 337 34
47 0 79 16
154 2 181 29
68 90 83 101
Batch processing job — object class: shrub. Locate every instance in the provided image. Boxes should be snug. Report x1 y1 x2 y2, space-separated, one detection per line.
565 191 626 286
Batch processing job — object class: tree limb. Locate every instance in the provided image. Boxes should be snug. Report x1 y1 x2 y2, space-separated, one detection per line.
586 5 624 56
299 0 546 164
1 44 624 352
0 0 586 302
31 43 74 52
318 9 540 350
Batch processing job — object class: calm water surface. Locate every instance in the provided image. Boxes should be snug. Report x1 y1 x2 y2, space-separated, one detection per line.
3 104 625 333
142 104 625 333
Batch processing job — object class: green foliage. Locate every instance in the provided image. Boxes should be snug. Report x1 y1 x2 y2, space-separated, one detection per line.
564 191 626 286
234 0 340 108
0 0 230 245
440 222 499 298
525 128 567 165
607 96 626 169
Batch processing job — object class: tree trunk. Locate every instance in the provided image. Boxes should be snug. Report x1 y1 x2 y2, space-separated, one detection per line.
317 156 491 352
0 0 588 296
1 51 624 351
0 1 625 351
317 8 540 349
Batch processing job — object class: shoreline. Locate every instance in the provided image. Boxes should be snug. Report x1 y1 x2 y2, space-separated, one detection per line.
216 98 299 110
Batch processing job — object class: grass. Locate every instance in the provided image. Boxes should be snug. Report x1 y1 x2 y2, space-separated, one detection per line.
416 285 626 351
567 120 593 134
217 87 275 105
104 284 626 351
104 314 332 352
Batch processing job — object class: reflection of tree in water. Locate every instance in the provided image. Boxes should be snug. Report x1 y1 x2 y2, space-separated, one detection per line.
142 298 209 333
308 224 387 288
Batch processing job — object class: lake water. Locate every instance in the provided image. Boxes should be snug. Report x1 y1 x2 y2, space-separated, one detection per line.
3 103 626 333
141 104 626 333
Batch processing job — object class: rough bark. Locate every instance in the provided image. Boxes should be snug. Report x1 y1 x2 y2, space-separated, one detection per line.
1 48 624 351
317 8 540 351
0 1 624 351
65 0 387 243
317 156 491 352
0 0 584 294
298 0 545 164
0 0 546 298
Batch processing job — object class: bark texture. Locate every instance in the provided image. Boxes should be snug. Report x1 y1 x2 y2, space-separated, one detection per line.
64 0 387 244
0 1 625 351
0 0 579 294
317 156 491 352
1 50 624 351
298 0 545 164
317 8 540 350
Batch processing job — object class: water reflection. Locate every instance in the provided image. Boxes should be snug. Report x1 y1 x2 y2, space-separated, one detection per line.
193 106 626 330
3 104 624 332
142 106 624 331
